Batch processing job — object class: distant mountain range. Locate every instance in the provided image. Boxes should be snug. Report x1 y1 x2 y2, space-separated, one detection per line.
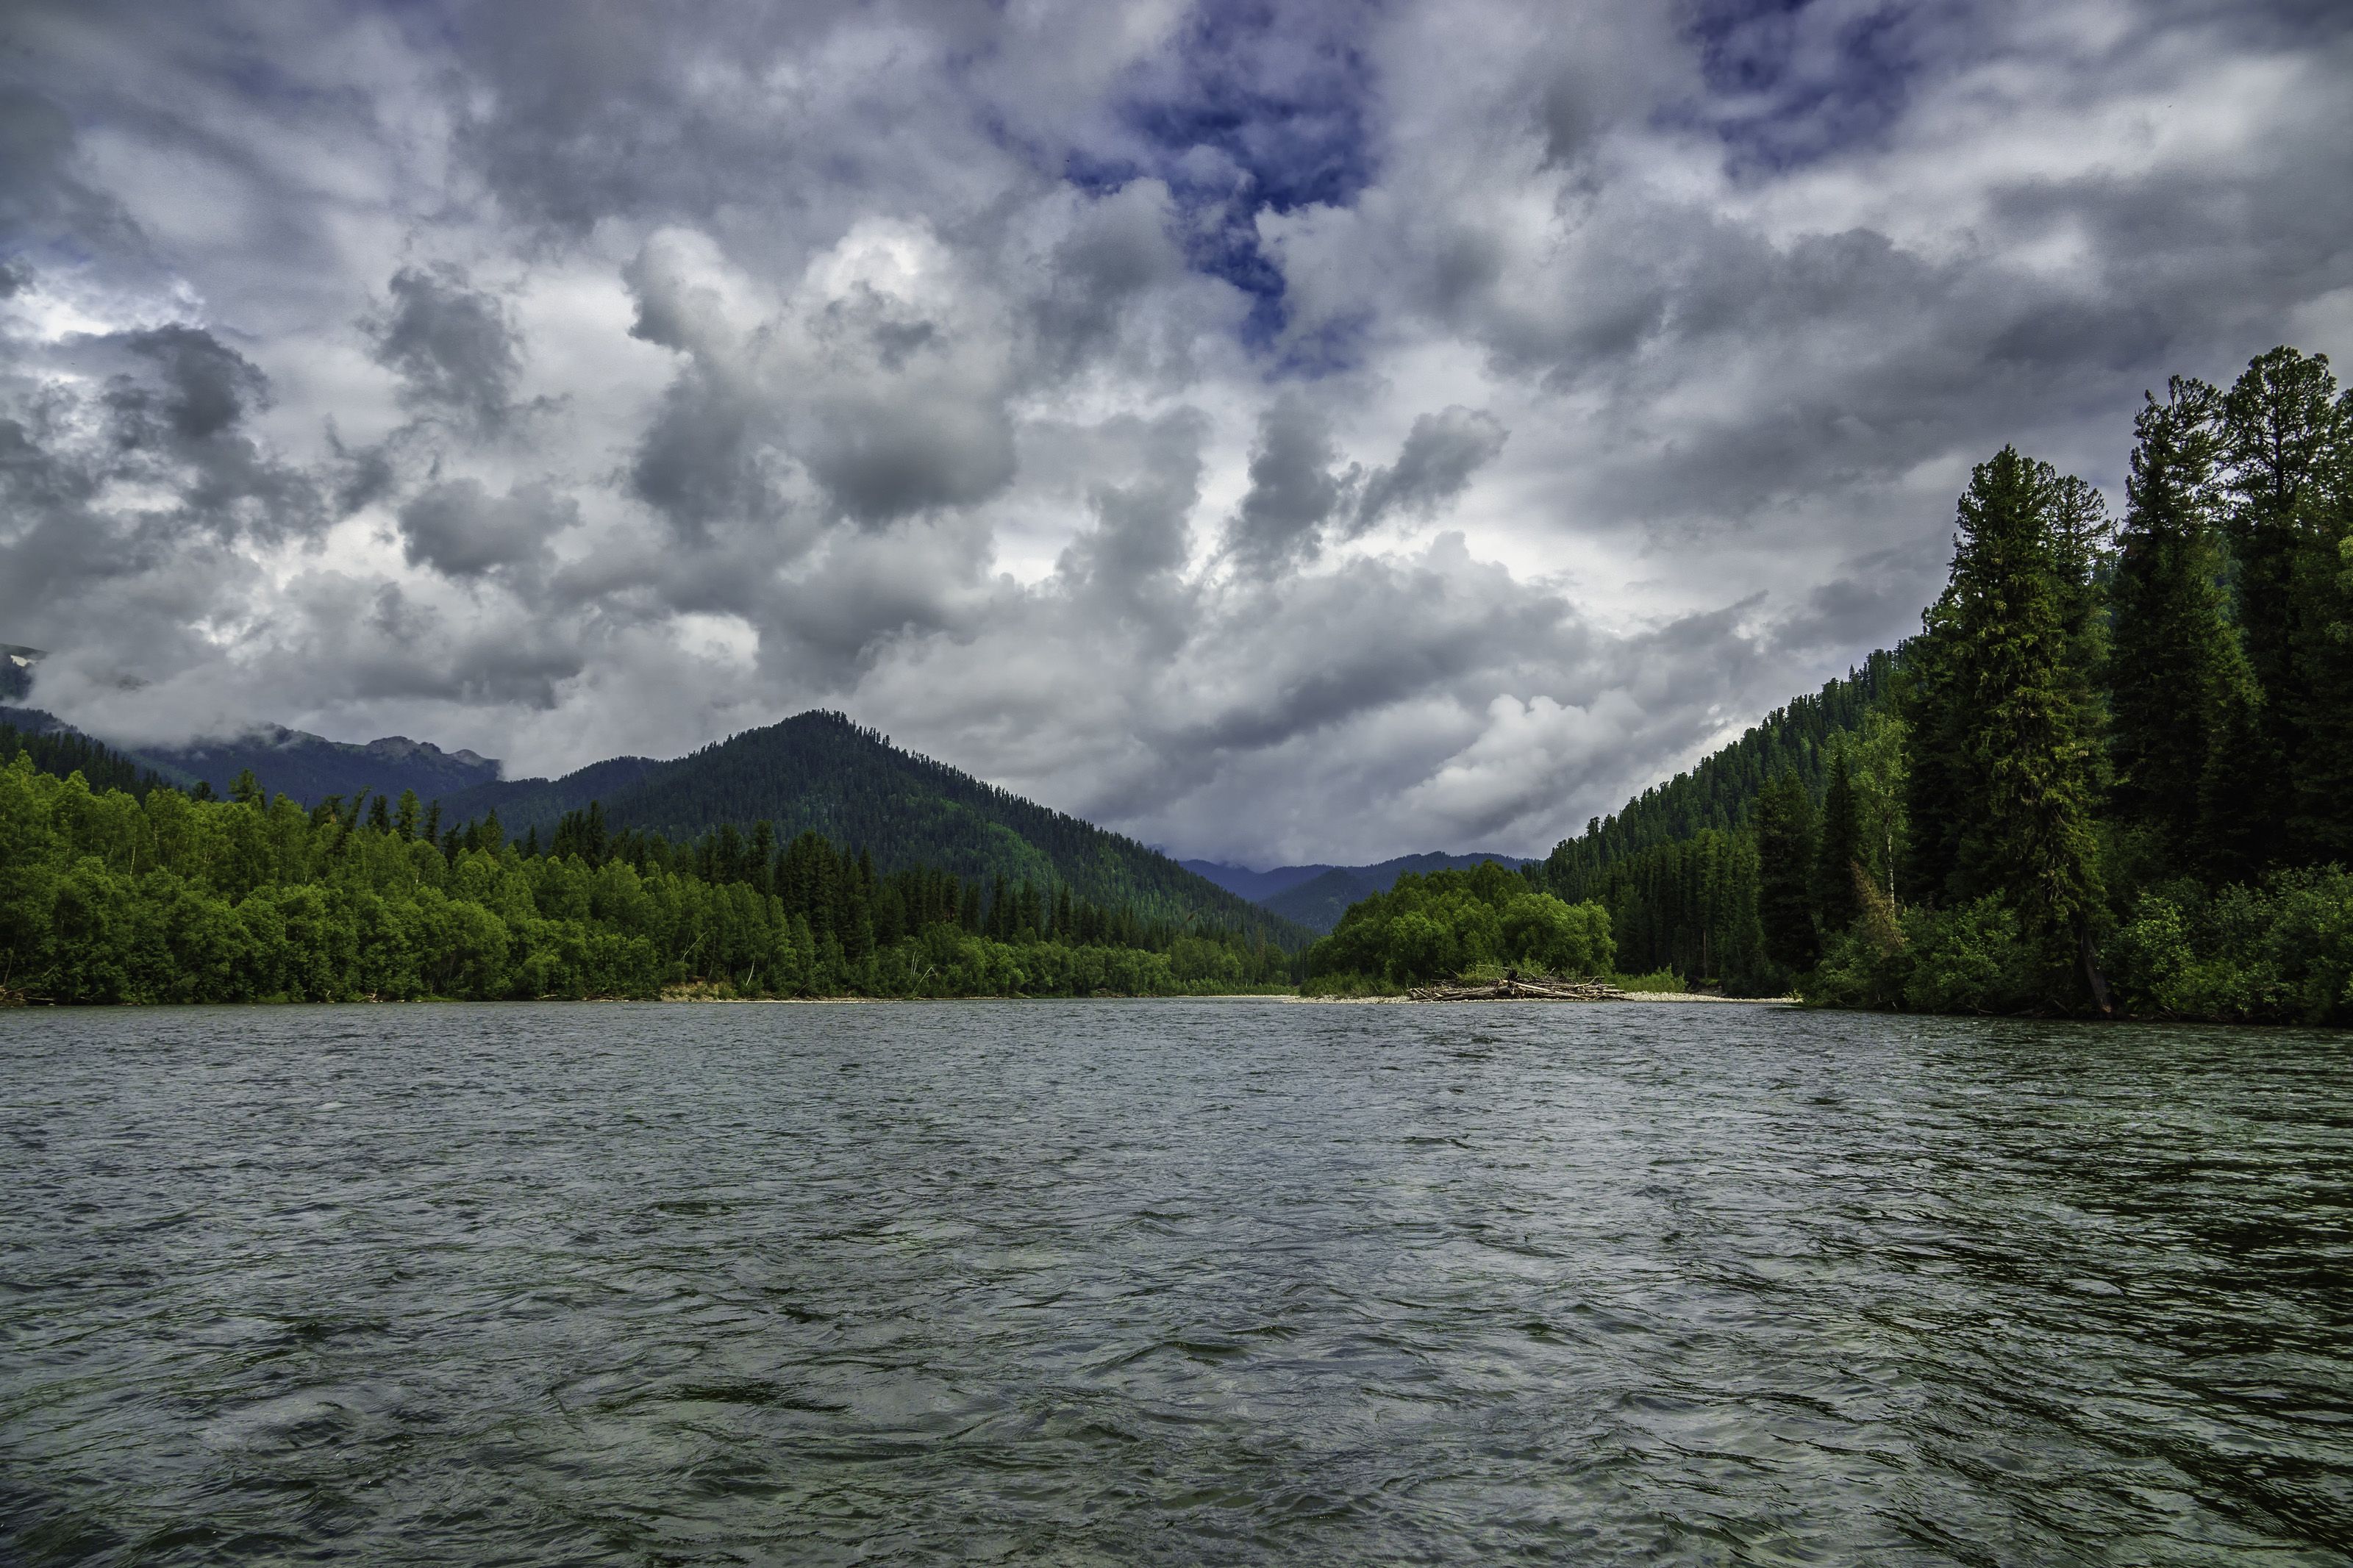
140 727 500 804
1180 851 1534 933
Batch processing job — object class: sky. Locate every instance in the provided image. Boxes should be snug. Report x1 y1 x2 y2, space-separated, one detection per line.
2 0 2349 866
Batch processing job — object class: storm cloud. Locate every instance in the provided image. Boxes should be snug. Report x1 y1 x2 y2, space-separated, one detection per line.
1 0 2347 863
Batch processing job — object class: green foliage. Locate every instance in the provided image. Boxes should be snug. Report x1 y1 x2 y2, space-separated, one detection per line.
1804 898 2058 1015
1538 653 1895 881
1754 772 1816 972
1 714 168 798
1304 863 1612 986
2106 868 2353 1025
1811 748 1864 938
1604 968 1684 993
0 758 1294 1005
1532 826 1778 995
2220 347 2342 866
2109 377 2254 867
1297 970 1407 998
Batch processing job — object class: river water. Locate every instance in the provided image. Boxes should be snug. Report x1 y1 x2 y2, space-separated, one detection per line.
2 1000 2349 1564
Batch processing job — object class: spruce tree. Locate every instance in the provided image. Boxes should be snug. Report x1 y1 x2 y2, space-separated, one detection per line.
2109 378 2254 860
2221 347 2340 866
2288 390 2353 860
1812 748 1864 939
1754 771 1817 971
1941 447 2108 1002
1899 593 1967 902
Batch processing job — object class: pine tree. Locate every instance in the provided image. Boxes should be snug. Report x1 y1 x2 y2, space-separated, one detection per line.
1942 447 2108 1002
2288 389 2353 861
393 789 421 841
1898 590 1968 904
1812 748 1864 939
2221 347 2340 867
2109 378 2256 862
1754 771 1817 971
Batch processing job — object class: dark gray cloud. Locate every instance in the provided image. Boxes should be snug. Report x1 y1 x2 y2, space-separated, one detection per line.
396 476 576 579
1224 395 1357 570
370 265 527 434
1352 407 1508 537
0 0 2346 862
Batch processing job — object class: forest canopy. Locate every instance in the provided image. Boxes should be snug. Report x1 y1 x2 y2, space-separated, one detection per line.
1304 862 1613 987
0 758 1292 1004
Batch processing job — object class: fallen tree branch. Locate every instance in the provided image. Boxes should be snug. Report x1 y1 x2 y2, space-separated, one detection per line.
1406 974 1632 1002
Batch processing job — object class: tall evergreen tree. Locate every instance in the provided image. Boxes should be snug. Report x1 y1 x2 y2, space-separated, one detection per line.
2043 468 2113 769
1942 446 2108 1002
1812 748 1864 939
2288 389 2353 860
1754 771 1817 972
1899 593 1967 902
2108 378 2255 860
2221 346 2341 866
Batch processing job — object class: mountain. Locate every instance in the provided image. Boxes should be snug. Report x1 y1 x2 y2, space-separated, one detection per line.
1180 850 1535 933
1 707 169 798
436 755 665 831
1524 652 1900 989
133 726 500 806
1262 868 1377 932
1178 860 1328 903
0 645 40 703
441 711 1315 947
1538 649 1898 888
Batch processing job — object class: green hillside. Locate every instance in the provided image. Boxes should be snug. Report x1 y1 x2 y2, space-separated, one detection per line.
442 711 1313 949
1261 867 1376 932
1526 651 1899 990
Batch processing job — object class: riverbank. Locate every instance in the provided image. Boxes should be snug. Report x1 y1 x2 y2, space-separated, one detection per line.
654 986 1795 1005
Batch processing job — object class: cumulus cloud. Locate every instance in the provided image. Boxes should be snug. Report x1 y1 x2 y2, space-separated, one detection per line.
0 0 2348 862
396 476 575 579
1352 407 1509 537
370 265 528 434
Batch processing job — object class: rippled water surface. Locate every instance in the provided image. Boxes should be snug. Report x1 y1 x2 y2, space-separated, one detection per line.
4 1000 2352 1564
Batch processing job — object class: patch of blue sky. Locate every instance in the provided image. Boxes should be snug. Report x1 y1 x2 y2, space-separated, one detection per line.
1672 0 1965 176
1072 0 1383 359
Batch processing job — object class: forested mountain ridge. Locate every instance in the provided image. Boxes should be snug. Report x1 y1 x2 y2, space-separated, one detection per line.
1542 651 1896 883
135 727 499 806
442 712 1311 948
1523 653 1896 988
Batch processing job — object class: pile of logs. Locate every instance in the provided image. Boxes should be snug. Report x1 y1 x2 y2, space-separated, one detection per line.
1407 973 1632 1002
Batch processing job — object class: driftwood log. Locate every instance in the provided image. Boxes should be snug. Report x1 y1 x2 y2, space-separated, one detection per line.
1407 974 1632 1002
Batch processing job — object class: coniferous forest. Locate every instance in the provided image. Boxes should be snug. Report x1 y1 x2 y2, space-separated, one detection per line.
1529 345 2353 1023
0 756 1293 1004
